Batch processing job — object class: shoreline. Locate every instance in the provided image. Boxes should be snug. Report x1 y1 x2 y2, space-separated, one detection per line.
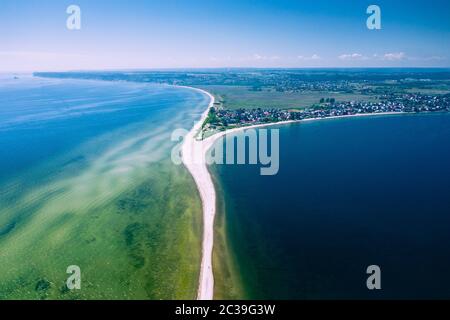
180 87 216 300
181 87 422 300
204 111 408 138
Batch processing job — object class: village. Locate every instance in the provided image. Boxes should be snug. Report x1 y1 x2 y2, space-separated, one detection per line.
203 92 450 132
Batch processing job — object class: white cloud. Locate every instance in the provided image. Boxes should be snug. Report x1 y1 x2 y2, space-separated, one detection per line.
298 54 321 61
252 54 280 61
338 53 368 61
253 53 263 60
338 52 412 63
381 52 406 61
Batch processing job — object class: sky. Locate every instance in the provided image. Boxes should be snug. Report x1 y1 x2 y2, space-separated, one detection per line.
1 0 449 72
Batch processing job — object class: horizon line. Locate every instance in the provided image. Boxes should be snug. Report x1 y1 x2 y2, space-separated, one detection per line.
26 66 450 73
4 67 450 75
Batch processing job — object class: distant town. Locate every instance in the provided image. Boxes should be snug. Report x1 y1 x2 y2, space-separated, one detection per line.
203 92 450 134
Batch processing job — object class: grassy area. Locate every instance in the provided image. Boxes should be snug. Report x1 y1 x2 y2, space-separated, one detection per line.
405 88 450 95
201 85 377 110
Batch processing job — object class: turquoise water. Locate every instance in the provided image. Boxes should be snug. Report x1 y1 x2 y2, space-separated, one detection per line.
0 75 205 185
0 75 206 299
213 113 450 299
0 75 206 210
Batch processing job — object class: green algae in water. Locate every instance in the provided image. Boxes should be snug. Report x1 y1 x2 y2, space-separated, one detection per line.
0 77 206 299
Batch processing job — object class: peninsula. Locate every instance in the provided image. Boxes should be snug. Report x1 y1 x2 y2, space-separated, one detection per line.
182 85 450 300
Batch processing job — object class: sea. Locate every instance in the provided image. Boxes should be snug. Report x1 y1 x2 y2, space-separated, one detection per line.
212 113 450 299
0 74 207 299
2 74 450 300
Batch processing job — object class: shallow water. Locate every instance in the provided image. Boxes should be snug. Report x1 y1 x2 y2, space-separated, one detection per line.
0 75 206 299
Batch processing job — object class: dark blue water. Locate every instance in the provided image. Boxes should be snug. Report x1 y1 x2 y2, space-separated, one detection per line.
213 113 450 299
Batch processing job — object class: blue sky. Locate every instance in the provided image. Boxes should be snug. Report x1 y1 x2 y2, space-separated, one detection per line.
1 0 449 71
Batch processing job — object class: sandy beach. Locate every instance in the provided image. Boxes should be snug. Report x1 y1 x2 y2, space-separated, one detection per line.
181 88 406 300
180 88 216 300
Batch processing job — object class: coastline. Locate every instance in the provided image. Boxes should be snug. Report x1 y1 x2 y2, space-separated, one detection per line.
182 87 416 300
204 111 406 139
181 87 216 300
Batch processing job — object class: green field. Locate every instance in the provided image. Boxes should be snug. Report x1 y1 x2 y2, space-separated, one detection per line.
405 88 450 95
201 85 377 110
